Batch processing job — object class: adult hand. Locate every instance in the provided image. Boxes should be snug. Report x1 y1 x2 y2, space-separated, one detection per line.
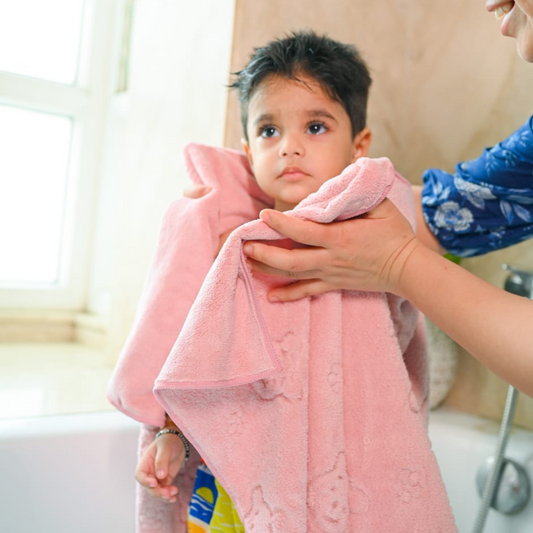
135 434 187 503
243 199 420 301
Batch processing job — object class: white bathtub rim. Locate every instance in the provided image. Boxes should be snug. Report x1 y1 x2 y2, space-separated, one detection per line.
0 409 140 440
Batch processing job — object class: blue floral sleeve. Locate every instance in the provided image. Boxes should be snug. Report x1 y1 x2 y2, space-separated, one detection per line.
421 116 533 257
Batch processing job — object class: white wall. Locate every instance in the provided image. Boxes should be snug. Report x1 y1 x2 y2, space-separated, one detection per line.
87 0 236 360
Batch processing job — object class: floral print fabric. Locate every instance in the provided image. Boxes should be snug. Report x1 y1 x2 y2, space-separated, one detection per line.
422 116 533 257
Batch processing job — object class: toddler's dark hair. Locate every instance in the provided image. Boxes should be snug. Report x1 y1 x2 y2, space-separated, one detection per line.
230 30 372 141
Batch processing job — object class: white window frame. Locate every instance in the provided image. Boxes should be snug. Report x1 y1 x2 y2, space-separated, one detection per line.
0 0 122 311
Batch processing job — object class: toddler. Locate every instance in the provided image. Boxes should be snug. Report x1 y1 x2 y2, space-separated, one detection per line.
136 30 372 530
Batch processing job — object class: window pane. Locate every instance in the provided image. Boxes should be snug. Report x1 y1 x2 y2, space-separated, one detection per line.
0 0 86 84
0 105 72 286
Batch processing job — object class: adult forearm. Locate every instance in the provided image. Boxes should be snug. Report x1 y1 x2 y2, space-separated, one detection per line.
397 244 533 396
412 186 444 254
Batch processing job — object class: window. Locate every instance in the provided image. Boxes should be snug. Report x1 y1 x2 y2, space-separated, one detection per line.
0 1 85 84
0 0 120 310
0 106 72 286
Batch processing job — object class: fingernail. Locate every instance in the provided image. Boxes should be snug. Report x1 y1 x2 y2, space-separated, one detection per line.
243 244 253 256
201 185 212 193
260 210 271 223
157 470 165 478
268 295 280 302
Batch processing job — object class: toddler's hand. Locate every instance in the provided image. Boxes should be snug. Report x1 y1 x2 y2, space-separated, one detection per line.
183 184 211 199
135 433 187 503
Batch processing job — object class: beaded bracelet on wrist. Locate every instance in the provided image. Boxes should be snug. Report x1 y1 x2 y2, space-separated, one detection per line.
155 428 190 461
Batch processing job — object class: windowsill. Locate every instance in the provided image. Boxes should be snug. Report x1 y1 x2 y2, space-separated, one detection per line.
0 309 109 346
0 342 115 419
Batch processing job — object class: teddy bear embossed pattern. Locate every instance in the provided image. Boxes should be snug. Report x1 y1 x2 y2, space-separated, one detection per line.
244 486 291 532
308 452 370 532
252 331 304 402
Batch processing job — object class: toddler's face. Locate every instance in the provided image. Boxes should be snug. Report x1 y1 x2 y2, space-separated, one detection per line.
242 74 371 211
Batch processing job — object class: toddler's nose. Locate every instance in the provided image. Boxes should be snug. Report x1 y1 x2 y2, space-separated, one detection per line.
279 134 304 158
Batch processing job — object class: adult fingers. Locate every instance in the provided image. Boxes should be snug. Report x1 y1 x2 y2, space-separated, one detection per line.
267 279 333 302
258 200 396 247
259 210 336 248
244 243 330 278
182 184 211 199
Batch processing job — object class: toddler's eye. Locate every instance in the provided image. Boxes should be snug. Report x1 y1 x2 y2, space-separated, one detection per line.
260 126 279 138
307 122 327 135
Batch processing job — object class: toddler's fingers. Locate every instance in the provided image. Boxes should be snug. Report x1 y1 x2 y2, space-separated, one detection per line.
138 472 158 488
145 485 178 503
135 465 158 489
154 438 177 480
159 485 179 501
183 184 211 199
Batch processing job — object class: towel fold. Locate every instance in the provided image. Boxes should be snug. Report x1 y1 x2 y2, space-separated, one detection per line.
107 144 273 428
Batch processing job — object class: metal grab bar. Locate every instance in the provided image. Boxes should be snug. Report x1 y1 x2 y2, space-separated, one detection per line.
472 385 520 533
471 264 533 533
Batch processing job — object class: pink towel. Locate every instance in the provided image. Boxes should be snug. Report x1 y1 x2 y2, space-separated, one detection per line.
107 144 273 429
108 143 274 532
108 143 457 532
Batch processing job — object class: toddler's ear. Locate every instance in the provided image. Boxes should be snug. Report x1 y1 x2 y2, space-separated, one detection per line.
352 127 372 161
241 138 253 168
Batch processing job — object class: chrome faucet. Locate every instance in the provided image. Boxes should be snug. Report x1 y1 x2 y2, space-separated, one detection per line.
502 264 533 299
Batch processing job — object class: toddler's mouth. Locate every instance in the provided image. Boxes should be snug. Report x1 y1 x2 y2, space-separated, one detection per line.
280 167 307 179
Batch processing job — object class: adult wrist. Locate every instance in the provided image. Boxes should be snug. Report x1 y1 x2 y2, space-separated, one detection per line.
388 237 422 298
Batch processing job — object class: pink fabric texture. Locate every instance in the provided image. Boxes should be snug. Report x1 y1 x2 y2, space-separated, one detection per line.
108 142 457 532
